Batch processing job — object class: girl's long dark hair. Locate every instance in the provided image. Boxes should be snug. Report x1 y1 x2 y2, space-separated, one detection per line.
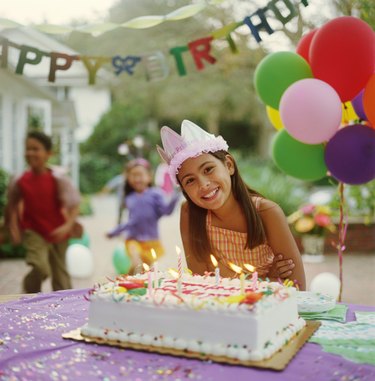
181 151 266 263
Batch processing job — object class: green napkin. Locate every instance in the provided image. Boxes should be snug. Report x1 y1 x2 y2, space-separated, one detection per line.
300 304 348 322
309 320 375 365
355 311 375 324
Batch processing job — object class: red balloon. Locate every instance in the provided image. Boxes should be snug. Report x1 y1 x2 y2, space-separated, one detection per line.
310 16 375 102
296 29 317 62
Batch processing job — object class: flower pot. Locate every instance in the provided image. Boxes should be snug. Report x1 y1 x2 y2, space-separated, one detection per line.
301 234 325 263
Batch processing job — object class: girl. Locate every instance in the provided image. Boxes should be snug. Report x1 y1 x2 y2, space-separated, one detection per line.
107 158 180 273
157 120 306 290
6 130 81 293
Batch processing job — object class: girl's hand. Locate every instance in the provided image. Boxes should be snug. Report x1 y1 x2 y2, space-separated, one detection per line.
269 254 295 279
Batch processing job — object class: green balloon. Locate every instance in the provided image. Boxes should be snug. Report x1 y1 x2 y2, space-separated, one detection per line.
271 129 327 181
254 51 313 109
112 245 132 275
69 232 90 248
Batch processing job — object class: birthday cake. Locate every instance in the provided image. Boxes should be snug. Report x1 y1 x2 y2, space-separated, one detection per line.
81 272 305 362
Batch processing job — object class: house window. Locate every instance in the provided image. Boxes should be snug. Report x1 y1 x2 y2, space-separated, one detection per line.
27 105 45 131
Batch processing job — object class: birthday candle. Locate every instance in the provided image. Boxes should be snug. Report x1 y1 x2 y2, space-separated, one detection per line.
252 271 258 291
244 263 257 291
143 263 152 297
168 268 181 296
176 246 182 277
151 248 158 288
228 262 244 295
176 246 183 294
240 272 245 294
210 254 220 287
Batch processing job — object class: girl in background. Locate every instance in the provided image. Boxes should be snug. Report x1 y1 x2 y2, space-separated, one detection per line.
107 158 180 273
157 120 305 289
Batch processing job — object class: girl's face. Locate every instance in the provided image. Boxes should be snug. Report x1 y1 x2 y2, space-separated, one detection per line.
25 138 51 172
178 153 235 210
127 165 152 193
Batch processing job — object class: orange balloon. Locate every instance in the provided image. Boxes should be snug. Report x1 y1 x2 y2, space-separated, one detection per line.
363 73 375 130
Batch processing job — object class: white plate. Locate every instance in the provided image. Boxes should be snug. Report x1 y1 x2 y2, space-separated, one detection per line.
297 291 336 313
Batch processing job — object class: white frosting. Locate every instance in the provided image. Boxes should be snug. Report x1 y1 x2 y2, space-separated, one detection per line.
83 272 305 361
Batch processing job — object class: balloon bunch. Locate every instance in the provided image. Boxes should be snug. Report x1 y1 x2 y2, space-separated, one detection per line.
254 16 375 302
254 16 375 185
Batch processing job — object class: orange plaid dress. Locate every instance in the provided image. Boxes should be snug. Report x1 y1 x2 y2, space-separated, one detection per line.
206 198 275 278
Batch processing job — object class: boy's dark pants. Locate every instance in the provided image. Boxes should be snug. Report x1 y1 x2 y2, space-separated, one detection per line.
22 230 72 293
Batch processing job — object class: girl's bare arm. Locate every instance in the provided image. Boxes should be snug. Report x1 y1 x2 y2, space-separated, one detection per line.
259 199 306 290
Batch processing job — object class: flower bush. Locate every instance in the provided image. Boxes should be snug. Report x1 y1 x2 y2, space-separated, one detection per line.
287 204 336 236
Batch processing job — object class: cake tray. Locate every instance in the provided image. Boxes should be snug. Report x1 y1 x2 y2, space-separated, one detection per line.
63 320 320 371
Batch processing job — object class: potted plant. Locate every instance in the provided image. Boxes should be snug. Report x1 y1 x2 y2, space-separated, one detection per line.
287 204 336 262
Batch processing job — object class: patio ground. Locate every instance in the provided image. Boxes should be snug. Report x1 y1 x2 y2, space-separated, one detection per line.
0 195 374 305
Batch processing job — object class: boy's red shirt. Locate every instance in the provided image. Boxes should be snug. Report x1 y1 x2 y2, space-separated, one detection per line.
18 170 66 243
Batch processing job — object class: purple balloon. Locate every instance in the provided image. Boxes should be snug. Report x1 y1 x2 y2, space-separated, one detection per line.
325 124 375 185
351 89 367 120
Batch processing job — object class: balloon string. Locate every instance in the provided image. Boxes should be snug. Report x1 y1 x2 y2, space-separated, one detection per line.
337 182 348 302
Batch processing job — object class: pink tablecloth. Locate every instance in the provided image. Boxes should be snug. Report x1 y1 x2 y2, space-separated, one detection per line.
0 288 374 381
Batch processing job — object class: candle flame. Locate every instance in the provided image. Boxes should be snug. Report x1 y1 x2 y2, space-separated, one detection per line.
143 263 150 272
210 254 218 267
168 268 179 279
244 263 256 272
228 262 242 274
175 245 181 255
151 248 157 260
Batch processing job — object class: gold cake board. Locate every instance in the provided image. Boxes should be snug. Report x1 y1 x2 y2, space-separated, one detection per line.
63 320 320 371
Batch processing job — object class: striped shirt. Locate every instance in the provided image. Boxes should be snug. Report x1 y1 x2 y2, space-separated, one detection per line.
206 198 275 278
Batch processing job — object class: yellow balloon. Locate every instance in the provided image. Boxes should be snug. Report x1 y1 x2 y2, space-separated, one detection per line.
341 102 359 125
266 106 284 130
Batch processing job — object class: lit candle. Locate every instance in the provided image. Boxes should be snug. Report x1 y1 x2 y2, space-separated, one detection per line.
143 263 153 297
228 262 245 294
151 248 158 288
210 254 220 287
168 268 181 295
244 263 258 291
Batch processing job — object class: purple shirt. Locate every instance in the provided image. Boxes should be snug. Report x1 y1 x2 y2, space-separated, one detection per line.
108 187 179 241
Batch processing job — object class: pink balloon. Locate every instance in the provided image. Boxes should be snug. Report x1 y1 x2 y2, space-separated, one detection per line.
280 79 342 144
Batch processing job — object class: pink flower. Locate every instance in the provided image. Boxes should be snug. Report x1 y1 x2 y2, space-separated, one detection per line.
300 204 315 215
314 214 331 227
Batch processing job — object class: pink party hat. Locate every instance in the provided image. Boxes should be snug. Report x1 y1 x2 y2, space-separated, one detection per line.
157 120 229 184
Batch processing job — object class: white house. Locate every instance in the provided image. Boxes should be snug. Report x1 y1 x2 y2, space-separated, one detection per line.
0 26 113 187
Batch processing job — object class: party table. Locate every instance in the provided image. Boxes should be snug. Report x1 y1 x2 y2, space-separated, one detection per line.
0 289 374 381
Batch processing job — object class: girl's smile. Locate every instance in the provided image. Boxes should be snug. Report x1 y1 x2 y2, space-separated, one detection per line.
201 187 219 201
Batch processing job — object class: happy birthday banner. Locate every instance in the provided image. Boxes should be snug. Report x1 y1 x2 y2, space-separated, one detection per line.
0 0 309 85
